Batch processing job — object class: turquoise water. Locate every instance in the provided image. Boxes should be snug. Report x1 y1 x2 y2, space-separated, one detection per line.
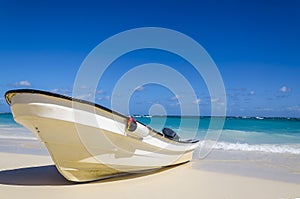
0 113 21 128
1 113 300 155
0 113 37 140
135 116 300 155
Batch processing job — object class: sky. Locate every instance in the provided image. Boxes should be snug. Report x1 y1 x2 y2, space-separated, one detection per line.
0 0 299 117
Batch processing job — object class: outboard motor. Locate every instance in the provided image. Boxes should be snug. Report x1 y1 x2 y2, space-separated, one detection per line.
162 128 180 141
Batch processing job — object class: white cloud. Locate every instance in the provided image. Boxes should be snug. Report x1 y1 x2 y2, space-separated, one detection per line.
211 98 220 103
50 88 72 95
249 91 255 95
193 98 201 104
210 97 226 107
13 80 31 87
75 92 94 100
99 96 111 101
19 80 31 86
97 89 105 94
79 85 88 89
279 86 291 93
134 85 144 91
51 88 59 93
287 106 300 111
170 95 181 101
255 107 273 111
169 102 180 107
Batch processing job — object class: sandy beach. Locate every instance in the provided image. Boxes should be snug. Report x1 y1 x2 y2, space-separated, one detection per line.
1 151 299 199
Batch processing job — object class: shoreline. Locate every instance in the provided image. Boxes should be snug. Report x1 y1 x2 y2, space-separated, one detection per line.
0 137 299 184
0 152 299 199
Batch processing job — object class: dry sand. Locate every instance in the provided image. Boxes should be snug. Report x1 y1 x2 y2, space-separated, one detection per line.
0 152 299 199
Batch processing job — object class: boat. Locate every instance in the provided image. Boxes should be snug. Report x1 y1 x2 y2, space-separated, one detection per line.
5 89 199 182
255 116 264 120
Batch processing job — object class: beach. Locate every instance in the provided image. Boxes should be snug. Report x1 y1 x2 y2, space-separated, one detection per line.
0 151 300 199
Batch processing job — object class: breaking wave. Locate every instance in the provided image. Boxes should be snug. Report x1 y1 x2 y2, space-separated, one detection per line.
210 141 300 155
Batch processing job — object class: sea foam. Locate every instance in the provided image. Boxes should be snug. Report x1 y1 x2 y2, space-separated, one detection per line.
0 135 38 140
211 141 300 155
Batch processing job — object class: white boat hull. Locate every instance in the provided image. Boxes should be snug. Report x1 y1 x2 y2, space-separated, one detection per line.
5 90 199 182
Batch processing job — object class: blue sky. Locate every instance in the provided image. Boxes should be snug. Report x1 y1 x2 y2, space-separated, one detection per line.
0 0 299 117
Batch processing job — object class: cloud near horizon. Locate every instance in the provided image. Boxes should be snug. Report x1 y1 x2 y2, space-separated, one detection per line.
170 94 181 101
134 85 145 92
287 106 300 112
12 80 31 87
193 98 201 104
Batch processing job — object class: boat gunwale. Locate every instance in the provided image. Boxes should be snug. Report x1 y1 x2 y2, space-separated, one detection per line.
5 89 199 144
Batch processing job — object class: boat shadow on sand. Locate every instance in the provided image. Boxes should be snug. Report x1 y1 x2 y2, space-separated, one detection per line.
0 164 182 186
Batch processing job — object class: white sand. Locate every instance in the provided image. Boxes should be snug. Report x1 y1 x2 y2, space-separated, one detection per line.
0 152 299 199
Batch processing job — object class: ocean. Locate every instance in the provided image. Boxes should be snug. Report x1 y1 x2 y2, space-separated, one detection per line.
1 113 300 155
1 113 299 182
136 116 300 155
